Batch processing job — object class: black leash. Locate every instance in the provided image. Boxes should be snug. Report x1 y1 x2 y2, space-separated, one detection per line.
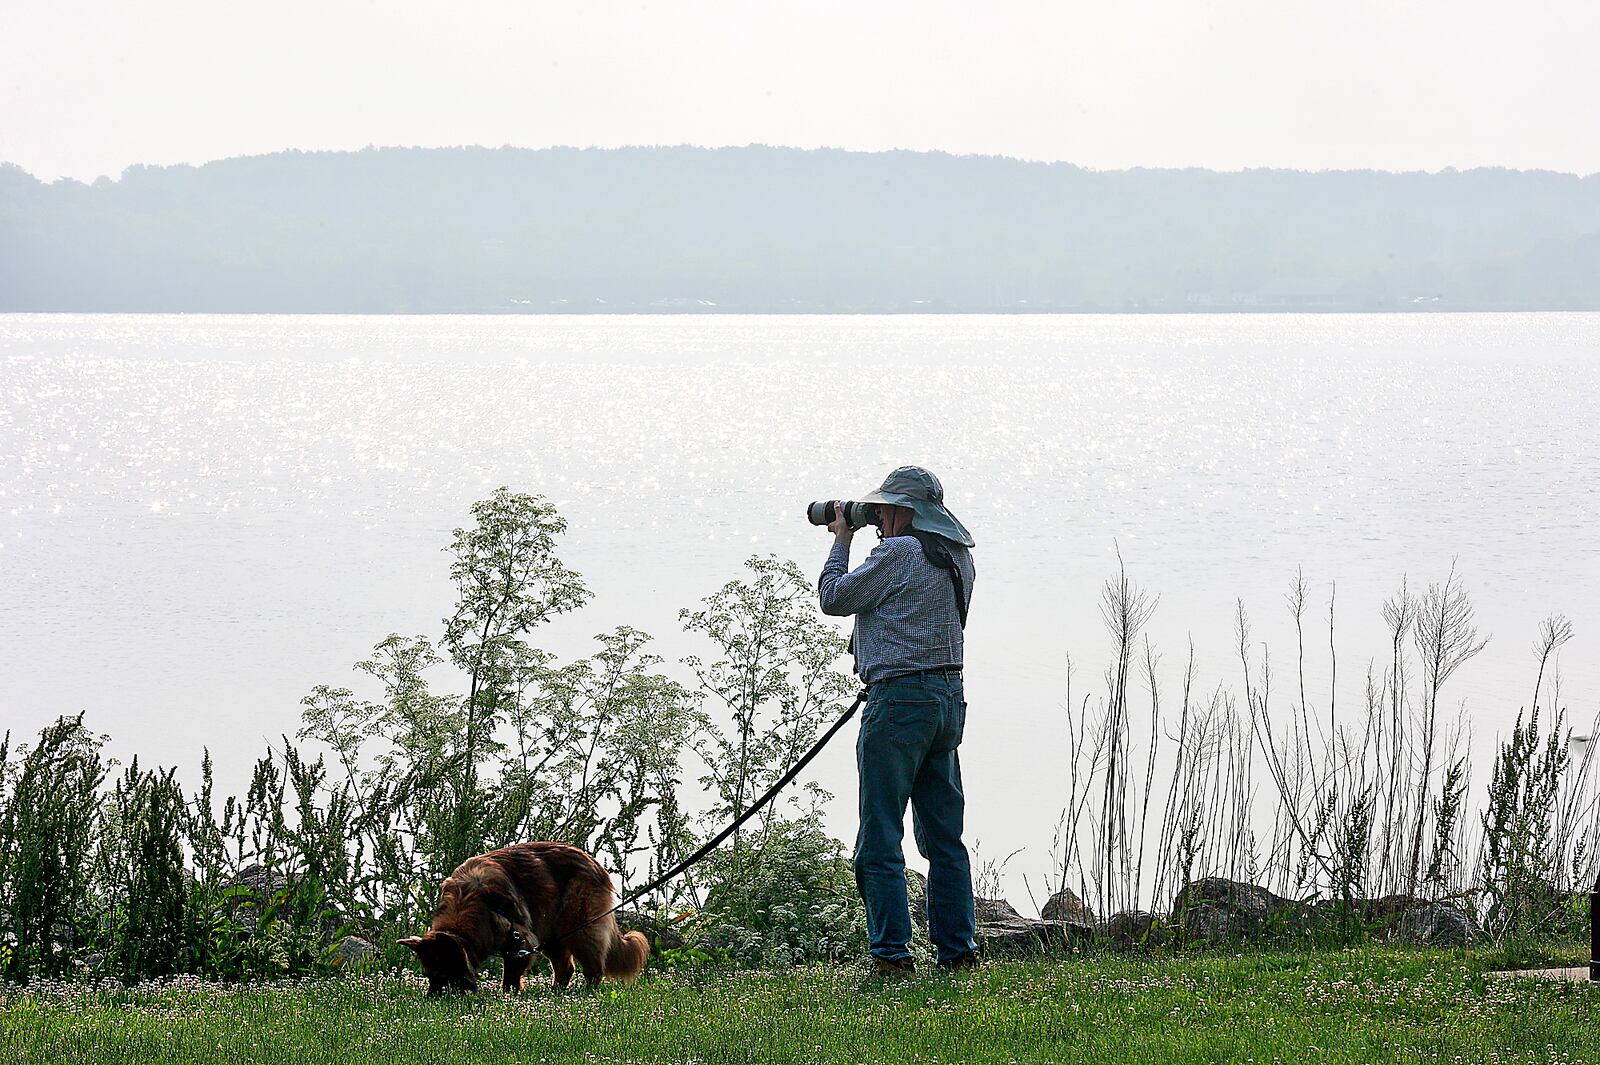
577 687 869 934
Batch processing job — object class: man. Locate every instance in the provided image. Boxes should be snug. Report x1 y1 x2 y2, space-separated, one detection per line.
817 465 978 974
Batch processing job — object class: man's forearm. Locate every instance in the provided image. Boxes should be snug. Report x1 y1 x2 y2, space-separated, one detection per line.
818 539 855 615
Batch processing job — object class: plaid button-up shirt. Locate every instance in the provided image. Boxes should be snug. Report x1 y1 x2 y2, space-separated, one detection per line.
818 534 974 684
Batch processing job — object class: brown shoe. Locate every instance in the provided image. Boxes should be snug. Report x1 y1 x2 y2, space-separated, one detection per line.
871 956 916 977
937 951 980 971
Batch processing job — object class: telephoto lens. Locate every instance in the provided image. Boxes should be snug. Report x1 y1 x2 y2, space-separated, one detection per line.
806 500 879 529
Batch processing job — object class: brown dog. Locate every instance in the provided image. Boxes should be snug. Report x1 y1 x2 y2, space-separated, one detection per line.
399 842 649 995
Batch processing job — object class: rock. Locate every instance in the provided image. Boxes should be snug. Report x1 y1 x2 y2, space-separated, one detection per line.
217 863 291 933
330 935 377 968
1106 910 1158 949
1309 894 1414 923
974 916 1087 956
1172 877 1293 918
1397 901 1476 946
1363 894 1417 920
1303 895 1477 946
1180 903 1254 943
1171 877 1296 944
905 869 929 931
975 897 1022 924
222 862 290 897
1040 888 1091 923
645 926 688 954
1029 918 1090 949
975 920 1039 956
1039 889 1095 937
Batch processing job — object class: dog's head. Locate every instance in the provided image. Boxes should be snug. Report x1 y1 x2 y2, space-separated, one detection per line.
397 931 478 996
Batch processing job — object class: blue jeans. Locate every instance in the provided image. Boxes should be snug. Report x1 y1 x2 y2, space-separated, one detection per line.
854 672 977 964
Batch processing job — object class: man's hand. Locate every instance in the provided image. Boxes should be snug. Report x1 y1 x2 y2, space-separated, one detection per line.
826 500 855 543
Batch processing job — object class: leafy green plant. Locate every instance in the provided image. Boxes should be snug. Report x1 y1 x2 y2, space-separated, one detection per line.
652 942 732 970
96 762 191 979
680 555 853 883
693 817 866 966
0 714 107 981
1479 704 1568 943
296 488 699 936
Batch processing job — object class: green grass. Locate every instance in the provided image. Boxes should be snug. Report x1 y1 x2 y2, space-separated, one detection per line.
5 946 1600 1064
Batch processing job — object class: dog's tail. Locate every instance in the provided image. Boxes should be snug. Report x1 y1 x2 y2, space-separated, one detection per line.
603 925 650 983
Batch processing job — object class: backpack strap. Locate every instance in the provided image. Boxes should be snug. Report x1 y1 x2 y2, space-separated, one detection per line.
906 529 968 629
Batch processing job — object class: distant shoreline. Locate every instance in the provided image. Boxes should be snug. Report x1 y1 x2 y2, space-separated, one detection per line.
6 146 1596 314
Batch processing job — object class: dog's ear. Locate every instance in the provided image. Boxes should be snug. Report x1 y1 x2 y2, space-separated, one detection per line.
398 936 424 953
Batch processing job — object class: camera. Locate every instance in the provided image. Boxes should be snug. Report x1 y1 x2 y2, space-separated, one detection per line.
807 500 880 530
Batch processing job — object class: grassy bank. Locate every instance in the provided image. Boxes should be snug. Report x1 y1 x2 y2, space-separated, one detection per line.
5 946 1599 1065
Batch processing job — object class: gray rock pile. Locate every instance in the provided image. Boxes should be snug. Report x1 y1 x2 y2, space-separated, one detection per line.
215 862 291 934
956 874 1479 956
1172 877 1296 942
330 935 377 968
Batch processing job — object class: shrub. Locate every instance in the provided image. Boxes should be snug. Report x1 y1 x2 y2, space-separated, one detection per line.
96 763 190 979
694 817 866 966
0 715 106 981
680 555 854 885
1479 705 1568 942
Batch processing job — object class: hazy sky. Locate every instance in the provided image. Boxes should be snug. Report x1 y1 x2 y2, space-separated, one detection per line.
4 0 1597 182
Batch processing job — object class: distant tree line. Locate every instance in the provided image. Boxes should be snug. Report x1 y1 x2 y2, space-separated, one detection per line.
1 145 1598 312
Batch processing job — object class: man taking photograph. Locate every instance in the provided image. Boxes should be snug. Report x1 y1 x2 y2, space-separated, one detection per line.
817 465 978 974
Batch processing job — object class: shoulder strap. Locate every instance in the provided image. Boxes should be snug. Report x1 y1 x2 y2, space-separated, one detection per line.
906 530 968 629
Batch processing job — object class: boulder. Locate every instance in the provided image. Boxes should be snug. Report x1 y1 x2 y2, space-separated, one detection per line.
1307 894 1478 946
1179 903 1255 943
1309 894 1413 924
974 916 1088 956
1040 888 1091 923
1397 901 1476 947
975 920 1040 957
330 935 377 968
1363 894 1417 920
1105 909 1159 949
221 862 290 897
975 897 1022 924
1172 877 1293 918
1030 918 1091 949
217 863 291 933
1171 877 1296 943
906 869 929 931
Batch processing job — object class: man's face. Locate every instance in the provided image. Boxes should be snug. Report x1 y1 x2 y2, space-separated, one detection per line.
879 504 912 537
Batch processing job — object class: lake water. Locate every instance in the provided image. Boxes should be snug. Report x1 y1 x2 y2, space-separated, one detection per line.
2 313 1598 901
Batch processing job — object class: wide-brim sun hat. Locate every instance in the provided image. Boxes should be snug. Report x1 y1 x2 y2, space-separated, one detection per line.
857 465 975 547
